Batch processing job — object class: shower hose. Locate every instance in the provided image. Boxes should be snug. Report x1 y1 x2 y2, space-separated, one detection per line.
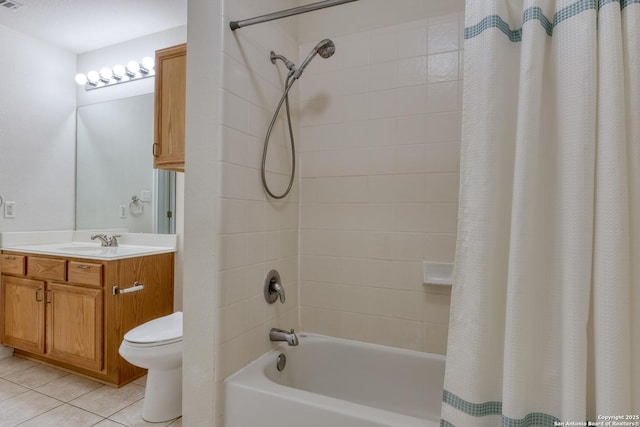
261 75 296 199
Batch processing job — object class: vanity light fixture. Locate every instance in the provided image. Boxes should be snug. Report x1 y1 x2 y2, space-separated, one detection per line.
75 56 156 91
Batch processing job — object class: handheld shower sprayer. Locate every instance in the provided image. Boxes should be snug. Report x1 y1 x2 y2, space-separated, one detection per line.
292 39 335 79
262 38 336 199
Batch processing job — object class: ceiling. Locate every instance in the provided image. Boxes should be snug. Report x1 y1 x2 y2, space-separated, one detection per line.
0 0 187 54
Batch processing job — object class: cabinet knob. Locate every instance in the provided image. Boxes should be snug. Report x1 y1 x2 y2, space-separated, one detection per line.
35 288 43 302
3 255 16 260
152 143 159 157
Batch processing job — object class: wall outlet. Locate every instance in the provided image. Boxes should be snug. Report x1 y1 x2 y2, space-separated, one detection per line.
141 190 152 202
119 205 127 218
4 201 16 218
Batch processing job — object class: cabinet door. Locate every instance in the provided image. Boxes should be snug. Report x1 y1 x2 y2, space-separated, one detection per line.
1 276 45 353
153 43 186 172
46 283 103 371
112 253 174 339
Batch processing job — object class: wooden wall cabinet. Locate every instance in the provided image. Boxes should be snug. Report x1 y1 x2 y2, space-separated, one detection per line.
0 251 174 386
153 43 186 172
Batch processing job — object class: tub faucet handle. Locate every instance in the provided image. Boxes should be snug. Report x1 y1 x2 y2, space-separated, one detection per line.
264 269 285 304
271 281 285 303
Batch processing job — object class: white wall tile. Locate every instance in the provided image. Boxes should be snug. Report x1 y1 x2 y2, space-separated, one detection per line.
424 203 458 233
427 51 459 83
222 90 249 133
368 89 399 119
221 126 249 166
370 29 398 64
369 61 397 91
341 33 370 69
397 56 427 87
428 19 460 54
396 85 427 116
397 26 428 58
426 81 460 113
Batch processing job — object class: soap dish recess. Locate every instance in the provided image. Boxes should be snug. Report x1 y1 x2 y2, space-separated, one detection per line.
423 261 453 286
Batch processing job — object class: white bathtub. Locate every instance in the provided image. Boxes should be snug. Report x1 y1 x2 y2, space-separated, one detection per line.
224 333 445 427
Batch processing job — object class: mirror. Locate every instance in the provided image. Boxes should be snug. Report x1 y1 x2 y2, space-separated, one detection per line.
76 94 175 233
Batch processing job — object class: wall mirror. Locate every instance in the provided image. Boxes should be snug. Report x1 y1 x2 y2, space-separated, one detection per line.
76 93 175 234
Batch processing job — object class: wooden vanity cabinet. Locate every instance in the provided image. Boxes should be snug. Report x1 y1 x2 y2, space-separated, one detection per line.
153 43 186 172
0 251 174 386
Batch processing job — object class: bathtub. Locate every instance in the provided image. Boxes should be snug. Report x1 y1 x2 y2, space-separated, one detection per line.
224 333 445 427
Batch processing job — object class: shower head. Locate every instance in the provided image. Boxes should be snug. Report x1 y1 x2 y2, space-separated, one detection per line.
292 39 335 79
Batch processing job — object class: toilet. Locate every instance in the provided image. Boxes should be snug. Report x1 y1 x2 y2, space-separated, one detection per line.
119 311 183 422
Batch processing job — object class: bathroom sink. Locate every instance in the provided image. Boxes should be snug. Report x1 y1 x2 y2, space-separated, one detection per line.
3 242 174 260
56 245 106 252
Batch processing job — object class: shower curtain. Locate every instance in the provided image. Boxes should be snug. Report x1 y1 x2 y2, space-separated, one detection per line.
442 1 639 426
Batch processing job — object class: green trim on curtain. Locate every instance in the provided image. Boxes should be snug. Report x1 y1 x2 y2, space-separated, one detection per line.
441 390 562 427
464 0 640 41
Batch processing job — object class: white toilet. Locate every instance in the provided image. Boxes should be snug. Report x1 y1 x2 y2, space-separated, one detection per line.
119 311 183 422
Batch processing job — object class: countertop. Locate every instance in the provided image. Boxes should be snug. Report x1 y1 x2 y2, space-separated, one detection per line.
0 231 176 261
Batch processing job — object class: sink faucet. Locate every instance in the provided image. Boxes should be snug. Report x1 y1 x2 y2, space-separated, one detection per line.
269 328 299 346
91 234 120 247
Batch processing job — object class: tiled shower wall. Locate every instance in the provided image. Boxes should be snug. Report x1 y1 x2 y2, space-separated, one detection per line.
215 0 300 422
299 13 464 353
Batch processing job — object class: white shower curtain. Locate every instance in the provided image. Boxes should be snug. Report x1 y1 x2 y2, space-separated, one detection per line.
442 0 639 425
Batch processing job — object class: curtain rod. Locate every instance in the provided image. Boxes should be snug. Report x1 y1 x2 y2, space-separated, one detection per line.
230 0 359 31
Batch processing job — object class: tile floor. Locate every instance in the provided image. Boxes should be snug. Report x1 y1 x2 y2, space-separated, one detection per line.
0 356 182 427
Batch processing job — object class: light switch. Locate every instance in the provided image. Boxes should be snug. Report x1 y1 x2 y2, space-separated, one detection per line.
4 201 16 218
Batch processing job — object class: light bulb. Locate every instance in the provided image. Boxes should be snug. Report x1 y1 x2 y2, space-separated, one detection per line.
113 64 126 78
87 70 100 83
127 60 140 74
141 56 155 71
75 73 88 85
99 67 113 80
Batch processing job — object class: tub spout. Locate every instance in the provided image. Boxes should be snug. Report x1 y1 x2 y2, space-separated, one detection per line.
270 328 299 346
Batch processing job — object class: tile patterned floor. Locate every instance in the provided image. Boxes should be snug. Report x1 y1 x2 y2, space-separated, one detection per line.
0 356 182 427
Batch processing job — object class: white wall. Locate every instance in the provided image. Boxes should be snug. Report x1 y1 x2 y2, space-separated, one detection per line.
0 24 76 232
182 0 222 424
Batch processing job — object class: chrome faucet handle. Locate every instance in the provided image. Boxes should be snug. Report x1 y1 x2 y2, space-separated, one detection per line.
264 270 285 304
271 281 285 303
109 235 121 247
91 234 109 246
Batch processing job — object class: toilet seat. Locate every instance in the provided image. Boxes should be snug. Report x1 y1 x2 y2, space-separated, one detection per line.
124 312 182 347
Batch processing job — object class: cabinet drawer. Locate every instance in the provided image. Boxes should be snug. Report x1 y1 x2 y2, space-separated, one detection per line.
27 257 66 281
1 254 26 275
68 262 103 287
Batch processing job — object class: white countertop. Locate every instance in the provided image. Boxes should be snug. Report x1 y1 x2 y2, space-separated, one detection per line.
1 231 176 261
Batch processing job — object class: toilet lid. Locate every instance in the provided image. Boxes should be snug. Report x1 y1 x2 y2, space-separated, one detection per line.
124 312 183 345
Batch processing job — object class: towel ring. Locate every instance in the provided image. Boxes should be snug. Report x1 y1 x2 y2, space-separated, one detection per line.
130 195 144 215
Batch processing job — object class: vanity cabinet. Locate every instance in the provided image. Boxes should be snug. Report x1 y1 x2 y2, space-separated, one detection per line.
153 43 186 172
0 251 173 386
